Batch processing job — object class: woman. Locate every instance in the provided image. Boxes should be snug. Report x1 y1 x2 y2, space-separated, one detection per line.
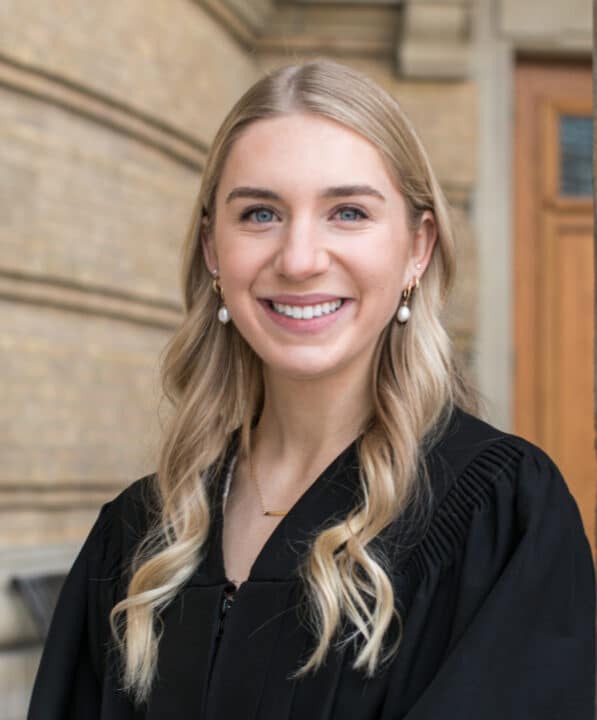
29 60 595 719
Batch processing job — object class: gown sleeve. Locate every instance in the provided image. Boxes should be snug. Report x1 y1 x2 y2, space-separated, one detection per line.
27 501 116 720
402 442 595 719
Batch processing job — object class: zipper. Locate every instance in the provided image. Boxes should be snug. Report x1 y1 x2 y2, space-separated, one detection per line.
203 582 238 714
216 582 237 644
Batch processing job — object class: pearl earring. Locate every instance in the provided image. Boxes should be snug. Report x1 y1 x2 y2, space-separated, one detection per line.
211 269 231 324
397 276 420 324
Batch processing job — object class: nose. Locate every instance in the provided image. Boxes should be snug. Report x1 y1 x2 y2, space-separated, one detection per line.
272 218 330 281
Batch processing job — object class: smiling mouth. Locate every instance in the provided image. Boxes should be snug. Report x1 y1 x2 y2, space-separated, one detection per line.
267 299 344 320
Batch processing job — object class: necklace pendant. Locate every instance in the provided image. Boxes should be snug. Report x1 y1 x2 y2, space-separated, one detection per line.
264 509 287 517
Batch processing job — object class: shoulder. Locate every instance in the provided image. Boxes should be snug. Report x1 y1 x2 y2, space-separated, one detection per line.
426 405 569 508
407 406 581 577
83 473 160 578
104 472 160 533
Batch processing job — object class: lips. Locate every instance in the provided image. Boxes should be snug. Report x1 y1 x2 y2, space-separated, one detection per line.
259 295 352 334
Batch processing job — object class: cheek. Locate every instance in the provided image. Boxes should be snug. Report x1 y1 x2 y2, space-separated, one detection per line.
358 246 408 298
217 240 259 290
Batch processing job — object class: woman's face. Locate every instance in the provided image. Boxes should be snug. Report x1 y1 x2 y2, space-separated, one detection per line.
204 113 436 382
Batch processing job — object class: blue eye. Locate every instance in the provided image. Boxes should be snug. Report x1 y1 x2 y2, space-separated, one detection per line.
242 207 277 223
335 206 367 222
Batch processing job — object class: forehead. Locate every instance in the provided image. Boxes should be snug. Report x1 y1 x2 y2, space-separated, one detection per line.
217 113 398 196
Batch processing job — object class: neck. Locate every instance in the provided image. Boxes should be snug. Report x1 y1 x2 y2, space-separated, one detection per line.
252 360 374 472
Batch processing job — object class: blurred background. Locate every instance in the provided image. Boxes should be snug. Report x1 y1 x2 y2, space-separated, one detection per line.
0 0 593 716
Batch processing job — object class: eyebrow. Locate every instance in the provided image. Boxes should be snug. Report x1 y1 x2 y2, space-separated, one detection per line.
224 184 386 204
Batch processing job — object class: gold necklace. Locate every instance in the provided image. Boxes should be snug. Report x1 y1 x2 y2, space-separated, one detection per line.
248 446 288 517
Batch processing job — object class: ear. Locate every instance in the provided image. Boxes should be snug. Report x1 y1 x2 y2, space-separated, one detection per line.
408 209 437 279
201 217 218 274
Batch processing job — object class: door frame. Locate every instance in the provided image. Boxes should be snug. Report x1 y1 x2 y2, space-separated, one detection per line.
471 0 592 434
513 61 593 440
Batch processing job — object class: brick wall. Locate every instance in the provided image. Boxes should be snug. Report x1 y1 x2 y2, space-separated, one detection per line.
0 2 259 716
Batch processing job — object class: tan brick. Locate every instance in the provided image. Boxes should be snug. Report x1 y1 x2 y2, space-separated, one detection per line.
0 301 166 486
0 0 259 143
0 87 196 303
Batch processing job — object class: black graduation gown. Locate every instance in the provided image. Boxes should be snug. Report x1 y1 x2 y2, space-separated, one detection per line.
28 408 596 719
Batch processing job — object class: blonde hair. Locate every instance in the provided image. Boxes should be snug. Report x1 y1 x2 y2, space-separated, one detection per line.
110 59 477 703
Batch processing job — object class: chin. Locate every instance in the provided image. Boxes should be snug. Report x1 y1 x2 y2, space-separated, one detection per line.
266 362 337 381
260 353 341 380
264 346 367 382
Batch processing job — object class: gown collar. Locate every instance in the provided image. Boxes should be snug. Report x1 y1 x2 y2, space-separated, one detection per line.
192 432 363 586
192 405 462 588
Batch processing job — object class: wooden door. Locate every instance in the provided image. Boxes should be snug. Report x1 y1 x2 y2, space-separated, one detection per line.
514 60 595 559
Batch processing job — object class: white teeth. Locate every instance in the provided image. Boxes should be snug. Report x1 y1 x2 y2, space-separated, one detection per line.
271 299 343 319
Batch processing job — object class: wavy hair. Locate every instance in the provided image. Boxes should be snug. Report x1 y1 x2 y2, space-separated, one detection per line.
110 59 477 704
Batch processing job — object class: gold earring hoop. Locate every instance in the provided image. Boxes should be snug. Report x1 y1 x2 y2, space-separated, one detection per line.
397 276 419 324
210 269 231 324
